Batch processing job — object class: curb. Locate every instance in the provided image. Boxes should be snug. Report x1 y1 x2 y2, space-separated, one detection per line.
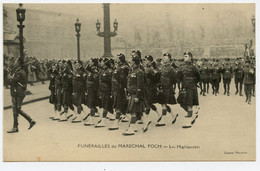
4 96 49 110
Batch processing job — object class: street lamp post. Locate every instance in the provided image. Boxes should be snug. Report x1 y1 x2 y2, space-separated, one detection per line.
16 3 26 64
75 18 81 61
96 3 118 58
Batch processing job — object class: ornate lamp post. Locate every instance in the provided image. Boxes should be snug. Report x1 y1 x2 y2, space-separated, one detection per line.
96 3 118 58
75 18 81 61
16 3 26 63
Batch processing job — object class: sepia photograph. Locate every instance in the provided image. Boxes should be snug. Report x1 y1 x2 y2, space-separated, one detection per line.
1 1 256 162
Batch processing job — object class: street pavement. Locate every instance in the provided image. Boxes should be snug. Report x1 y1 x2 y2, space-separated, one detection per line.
3 82 256 161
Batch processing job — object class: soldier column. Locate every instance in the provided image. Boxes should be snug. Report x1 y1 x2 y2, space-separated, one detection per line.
96 3 118 58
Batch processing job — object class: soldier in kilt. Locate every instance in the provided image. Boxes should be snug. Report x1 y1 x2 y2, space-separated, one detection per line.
142 55 161 132
84 58 100 126
156 53 178 127
52 60 64 121
59 60 75 121
71 60 86 123
95 58 113 128
109 53 129 130
180 52 201 128
123 55 145 135
48 63 58 119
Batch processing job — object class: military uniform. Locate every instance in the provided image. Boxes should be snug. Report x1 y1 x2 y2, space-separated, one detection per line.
158 63 177 105
199 66 210 96
243 63 255 104
7 66 35 133
234 65 244 96
53 67 63 120
48 67 58 119
209 65 221 96
221 65 233 96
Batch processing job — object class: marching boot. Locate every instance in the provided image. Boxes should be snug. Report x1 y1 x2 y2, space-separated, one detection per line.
235 90 238 95
59 112 68 122
81 111 90 121
70 110 77 121
137 117 144 124
122 124 135 136
134 122 139 132
72 114 82 123
191 115 199 125
185 110 193 118
155 116 165 127
84 116 95 126
28 120 36 130
108 119 119 130
95 118 106 128
182 116 192 129
106 113 115 121
224 90 226 95
7 112 19 133
203 91 206 96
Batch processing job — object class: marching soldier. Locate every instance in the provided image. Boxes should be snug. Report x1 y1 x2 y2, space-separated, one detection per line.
84 58 100 126
179 52 200 128
199 64 210 96
234 62 244 96
142 55 161 132
7 58 36 133
95 58 113 128
71 60 86 123
209 62 221 96
52 60 64 121
59 60 75 121
221 59 233 96
109 54 129 130
243 60 255 104
156 53 178 127
123 55 145 135
48 63 58 119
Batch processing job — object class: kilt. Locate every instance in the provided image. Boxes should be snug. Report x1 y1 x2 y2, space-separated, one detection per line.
158 88 177 105
62 90 73 106
100 91 113 112
185 88 199 106
85 89 99 109
56 88 63 106
127 94 145 114
73 92 84 106
145 85 158 105
112 90 127 113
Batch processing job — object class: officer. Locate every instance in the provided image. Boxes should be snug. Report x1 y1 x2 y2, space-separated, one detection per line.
179 52 200 128
222 58 233 96
142 55 161 132
243 60 255 104
71 60 86 123
109 53 130 130
52 60 64 121
234 62 244 96
59 60 75 121
7 57 36 133
84 58 100 126
48 63 58 119
123 55 145 136
95 58 113 128
156 53 178 127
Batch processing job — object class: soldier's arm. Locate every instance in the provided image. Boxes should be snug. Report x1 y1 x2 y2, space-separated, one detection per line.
171 68 177 84
136 70 145 99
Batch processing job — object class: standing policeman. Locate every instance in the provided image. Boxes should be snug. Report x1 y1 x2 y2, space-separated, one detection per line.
7 58 36 133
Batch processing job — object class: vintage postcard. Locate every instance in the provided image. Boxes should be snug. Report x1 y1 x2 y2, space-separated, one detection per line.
2 2 256 162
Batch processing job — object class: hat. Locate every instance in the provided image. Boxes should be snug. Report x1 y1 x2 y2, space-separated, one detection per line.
145 55 153 62
163 53 171 59
117 53 126 63
91 58 99 66
74 60 83 65
132 55 141 65
183 52 193 58
132 50 141 58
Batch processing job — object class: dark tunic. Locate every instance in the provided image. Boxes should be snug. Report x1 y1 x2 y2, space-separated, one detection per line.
127 67 145 113
55 69 63 107
180 62 200 107
222 67 232 83
234 67 244 83
85 67 99 109
243 67 255 93
72 68 85 106
48 68 58 104
99 68 113 111
200 67 210 83
158 64 177 105
61 68 73 106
